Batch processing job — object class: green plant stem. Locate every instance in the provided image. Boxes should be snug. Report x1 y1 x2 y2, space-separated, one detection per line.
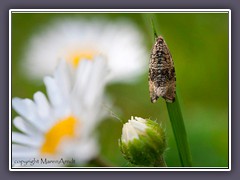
149 19 192 167
166 93 192 167
151 18 158 39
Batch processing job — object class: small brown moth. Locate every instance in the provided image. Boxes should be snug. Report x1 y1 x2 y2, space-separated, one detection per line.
149 36 176 103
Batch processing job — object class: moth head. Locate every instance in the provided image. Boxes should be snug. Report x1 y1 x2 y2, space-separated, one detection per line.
156 36 164 42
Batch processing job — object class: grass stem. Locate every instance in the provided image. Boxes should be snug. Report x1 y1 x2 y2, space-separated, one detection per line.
149 19 192 167
166 93 192 167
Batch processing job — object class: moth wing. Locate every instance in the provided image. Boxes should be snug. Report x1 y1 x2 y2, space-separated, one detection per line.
149 80 159 103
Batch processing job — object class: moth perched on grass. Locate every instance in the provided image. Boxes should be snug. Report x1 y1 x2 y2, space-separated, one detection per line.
149 36 176 103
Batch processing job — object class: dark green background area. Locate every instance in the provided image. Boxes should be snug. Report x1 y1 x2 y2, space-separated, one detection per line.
11 12 229 167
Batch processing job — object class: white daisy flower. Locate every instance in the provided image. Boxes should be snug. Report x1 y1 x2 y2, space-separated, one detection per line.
12 56 109 167
22 18 147 83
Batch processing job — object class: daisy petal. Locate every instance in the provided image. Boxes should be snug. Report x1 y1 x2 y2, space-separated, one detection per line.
53 59 73 99
12 132 42 147
13 116 42 137
33 91 52 124
12 144 39 158
12 98 46 131
73 59 92 97
84 56 108 107
60 137 98 164
73 138 99 163
43 76 64 108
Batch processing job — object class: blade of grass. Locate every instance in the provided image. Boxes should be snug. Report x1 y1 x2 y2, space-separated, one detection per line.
166 93 192 167
149 18 192 167
151 18 158 39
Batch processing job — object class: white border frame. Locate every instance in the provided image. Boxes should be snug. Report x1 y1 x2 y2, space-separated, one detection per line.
9 9 231 171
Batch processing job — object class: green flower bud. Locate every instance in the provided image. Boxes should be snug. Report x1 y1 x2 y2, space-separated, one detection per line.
119 116 167 167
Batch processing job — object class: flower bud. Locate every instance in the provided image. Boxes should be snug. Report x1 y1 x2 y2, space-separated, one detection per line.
119 116 167 166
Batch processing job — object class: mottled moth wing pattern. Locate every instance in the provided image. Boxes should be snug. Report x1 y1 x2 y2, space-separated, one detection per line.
149 36 176 103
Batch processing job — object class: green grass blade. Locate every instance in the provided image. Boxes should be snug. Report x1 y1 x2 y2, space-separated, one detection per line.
149 19 192 167
166 93 192 167
151 18 158 39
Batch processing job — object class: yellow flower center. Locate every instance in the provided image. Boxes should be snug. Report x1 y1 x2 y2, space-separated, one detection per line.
40 116 78 155
66 50 97 68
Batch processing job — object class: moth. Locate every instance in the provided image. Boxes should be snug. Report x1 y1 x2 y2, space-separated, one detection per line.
149 36 176 103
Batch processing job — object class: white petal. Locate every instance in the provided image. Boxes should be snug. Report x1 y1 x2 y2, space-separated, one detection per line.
12 144 39 158
83 56 108 108
74 139 98 163
73 59 92 99
33 91 51 122
43 77 71 119
12 98 46 131
59 137 98 164
13 116 42 137
135 117 147 123
43 76 64 108
129 119 147 133
53 59 73 99
12 132 42 147
122 123 138 142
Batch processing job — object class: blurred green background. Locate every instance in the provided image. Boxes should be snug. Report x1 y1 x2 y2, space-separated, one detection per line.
11 12 229 167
